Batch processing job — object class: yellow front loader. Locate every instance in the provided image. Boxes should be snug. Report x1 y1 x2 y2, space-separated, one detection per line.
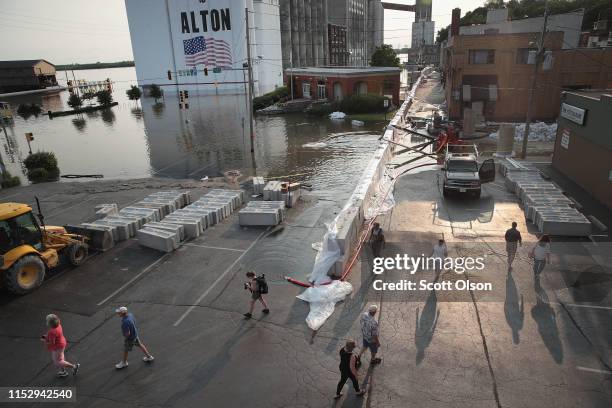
0 201 88 295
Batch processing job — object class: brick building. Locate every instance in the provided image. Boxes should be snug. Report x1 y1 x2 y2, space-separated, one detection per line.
442 9 612 121
552 91 612 210
284 66 400 105
444 31 612 121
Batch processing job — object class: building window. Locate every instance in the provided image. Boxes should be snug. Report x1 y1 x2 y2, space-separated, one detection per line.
516 48 536 64
469 50 495 64
317 84 327 100
302 82 311 98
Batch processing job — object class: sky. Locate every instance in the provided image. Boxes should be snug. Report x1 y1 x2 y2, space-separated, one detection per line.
0 0 486 64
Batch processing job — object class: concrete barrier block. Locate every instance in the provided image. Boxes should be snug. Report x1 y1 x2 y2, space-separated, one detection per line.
91 219 131 241
65 224 114 252
137 228 178 252
145 222 185 241
162 217 203 238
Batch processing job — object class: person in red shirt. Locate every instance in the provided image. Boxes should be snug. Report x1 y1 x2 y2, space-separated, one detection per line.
41 314 80 378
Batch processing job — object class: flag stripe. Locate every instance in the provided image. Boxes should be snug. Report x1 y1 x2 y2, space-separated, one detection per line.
183 35 232 68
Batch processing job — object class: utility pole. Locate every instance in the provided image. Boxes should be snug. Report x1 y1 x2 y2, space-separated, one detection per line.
245 7 255 153
521 1 549 159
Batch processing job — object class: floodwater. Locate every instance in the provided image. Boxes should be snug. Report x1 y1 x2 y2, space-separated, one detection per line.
1 67 385 203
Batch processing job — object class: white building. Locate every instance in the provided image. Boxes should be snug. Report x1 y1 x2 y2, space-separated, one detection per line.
459 9 584 50
124 0 283 96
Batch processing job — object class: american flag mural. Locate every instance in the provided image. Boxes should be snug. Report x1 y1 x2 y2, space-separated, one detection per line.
183 36 232 67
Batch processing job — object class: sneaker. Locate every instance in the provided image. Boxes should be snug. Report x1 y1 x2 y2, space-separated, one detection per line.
143 355 154 363
115 361 129 369
243 313 252 319
371 357 382 365
73 363 80 376
57 370 69 378
262 309 270 314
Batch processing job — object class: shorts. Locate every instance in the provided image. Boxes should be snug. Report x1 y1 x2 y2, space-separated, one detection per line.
251 291 262 300
124 337 141 352
362 338 379 353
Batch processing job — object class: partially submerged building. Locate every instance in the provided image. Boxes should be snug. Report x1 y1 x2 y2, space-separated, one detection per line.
552 91 612 210
284 66 400 105
0 60 57 93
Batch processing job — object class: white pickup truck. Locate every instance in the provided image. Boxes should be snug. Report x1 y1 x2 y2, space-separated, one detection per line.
442 144 495 199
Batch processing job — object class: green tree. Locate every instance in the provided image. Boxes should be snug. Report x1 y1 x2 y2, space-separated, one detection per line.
149 84 163 103
67 93 83 109
96 90 113 106
370 44 401 67
24 151 60 183
126 85 142 103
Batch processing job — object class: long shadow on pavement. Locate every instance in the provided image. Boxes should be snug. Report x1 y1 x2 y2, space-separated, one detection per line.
504 270 524 344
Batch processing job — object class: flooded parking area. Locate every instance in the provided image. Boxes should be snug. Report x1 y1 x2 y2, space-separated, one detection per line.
1 67 383 206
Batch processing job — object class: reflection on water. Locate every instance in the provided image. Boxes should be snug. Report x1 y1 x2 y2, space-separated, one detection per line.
0 67 383 204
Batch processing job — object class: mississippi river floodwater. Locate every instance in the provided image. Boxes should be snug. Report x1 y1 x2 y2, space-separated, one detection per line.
1 67 384 205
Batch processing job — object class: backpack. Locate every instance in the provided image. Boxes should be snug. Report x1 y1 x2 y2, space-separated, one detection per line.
256 275 269 294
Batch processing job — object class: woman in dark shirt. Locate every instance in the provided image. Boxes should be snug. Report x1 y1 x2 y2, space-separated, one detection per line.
334 340 366 399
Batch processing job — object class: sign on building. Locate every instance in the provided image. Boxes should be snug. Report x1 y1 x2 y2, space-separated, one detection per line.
560 103 586 125
561 128 570 149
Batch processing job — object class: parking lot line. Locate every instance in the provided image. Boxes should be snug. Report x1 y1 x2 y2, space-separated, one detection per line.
96 254 169 306
173 227 270 327
577 366 612 375
182 242 245 253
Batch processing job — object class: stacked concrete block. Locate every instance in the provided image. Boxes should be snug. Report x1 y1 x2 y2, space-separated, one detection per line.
263 181 283 201
239 201 285 226
81 223 120 242
64 224 114 252
136 228 180 252
500 159 592 236
161 216 203 238
253 177 265 195
94 204 118 220
144 222 185 241
90 219 131 241
119 207 160 223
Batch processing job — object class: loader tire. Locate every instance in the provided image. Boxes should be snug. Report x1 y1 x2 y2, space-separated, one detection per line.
68 243 88 266
4 255 46 295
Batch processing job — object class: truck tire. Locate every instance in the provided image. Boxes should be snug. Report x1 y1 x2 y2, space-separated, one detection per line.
4 255 46 295
68 243 88 266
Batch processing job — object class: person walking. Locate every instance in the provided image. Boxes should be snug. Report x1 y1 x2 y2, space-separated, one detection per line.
530 235 551 285
431 238 448 278
505 222 522 269
115 306 154 369
334 340 366 399
369 222 385 258
359 305 381 365
41 314 80 378
243 271 269 319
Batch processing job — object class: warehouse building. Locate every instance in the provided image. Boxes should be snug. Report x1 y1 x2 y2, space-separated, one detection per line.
552 91 612 210
0 60 57 93
284 66 400 105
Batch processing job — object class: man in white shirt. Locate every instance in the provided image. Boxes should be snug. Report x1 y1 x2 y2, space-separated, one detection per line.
531 235 551 286
359 305 381 365
431 239 448 278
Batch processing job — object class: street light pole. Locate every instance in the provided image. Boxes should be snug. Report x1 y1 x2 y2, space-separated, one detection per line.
520 1 549 159
245 7 255 153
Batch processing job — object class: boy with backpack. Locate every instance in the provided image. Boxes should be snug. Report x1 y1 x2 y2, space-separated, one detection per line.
244 271 269 319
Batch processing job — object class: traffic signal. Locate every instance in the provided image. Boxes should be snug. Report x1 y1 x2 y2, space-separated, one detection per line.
204 67 208 76
167 70 172 80
179 90 184 103
184 90 189 99
106 78 112 92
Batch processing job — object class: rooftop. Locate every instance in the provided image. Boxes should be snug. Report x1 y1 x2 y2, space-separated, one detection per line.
285 66 401 76
0 59 54 69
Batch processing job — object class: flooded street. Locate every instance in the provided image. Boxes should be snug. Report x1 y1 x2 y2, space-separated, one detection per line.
1 67 384 204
